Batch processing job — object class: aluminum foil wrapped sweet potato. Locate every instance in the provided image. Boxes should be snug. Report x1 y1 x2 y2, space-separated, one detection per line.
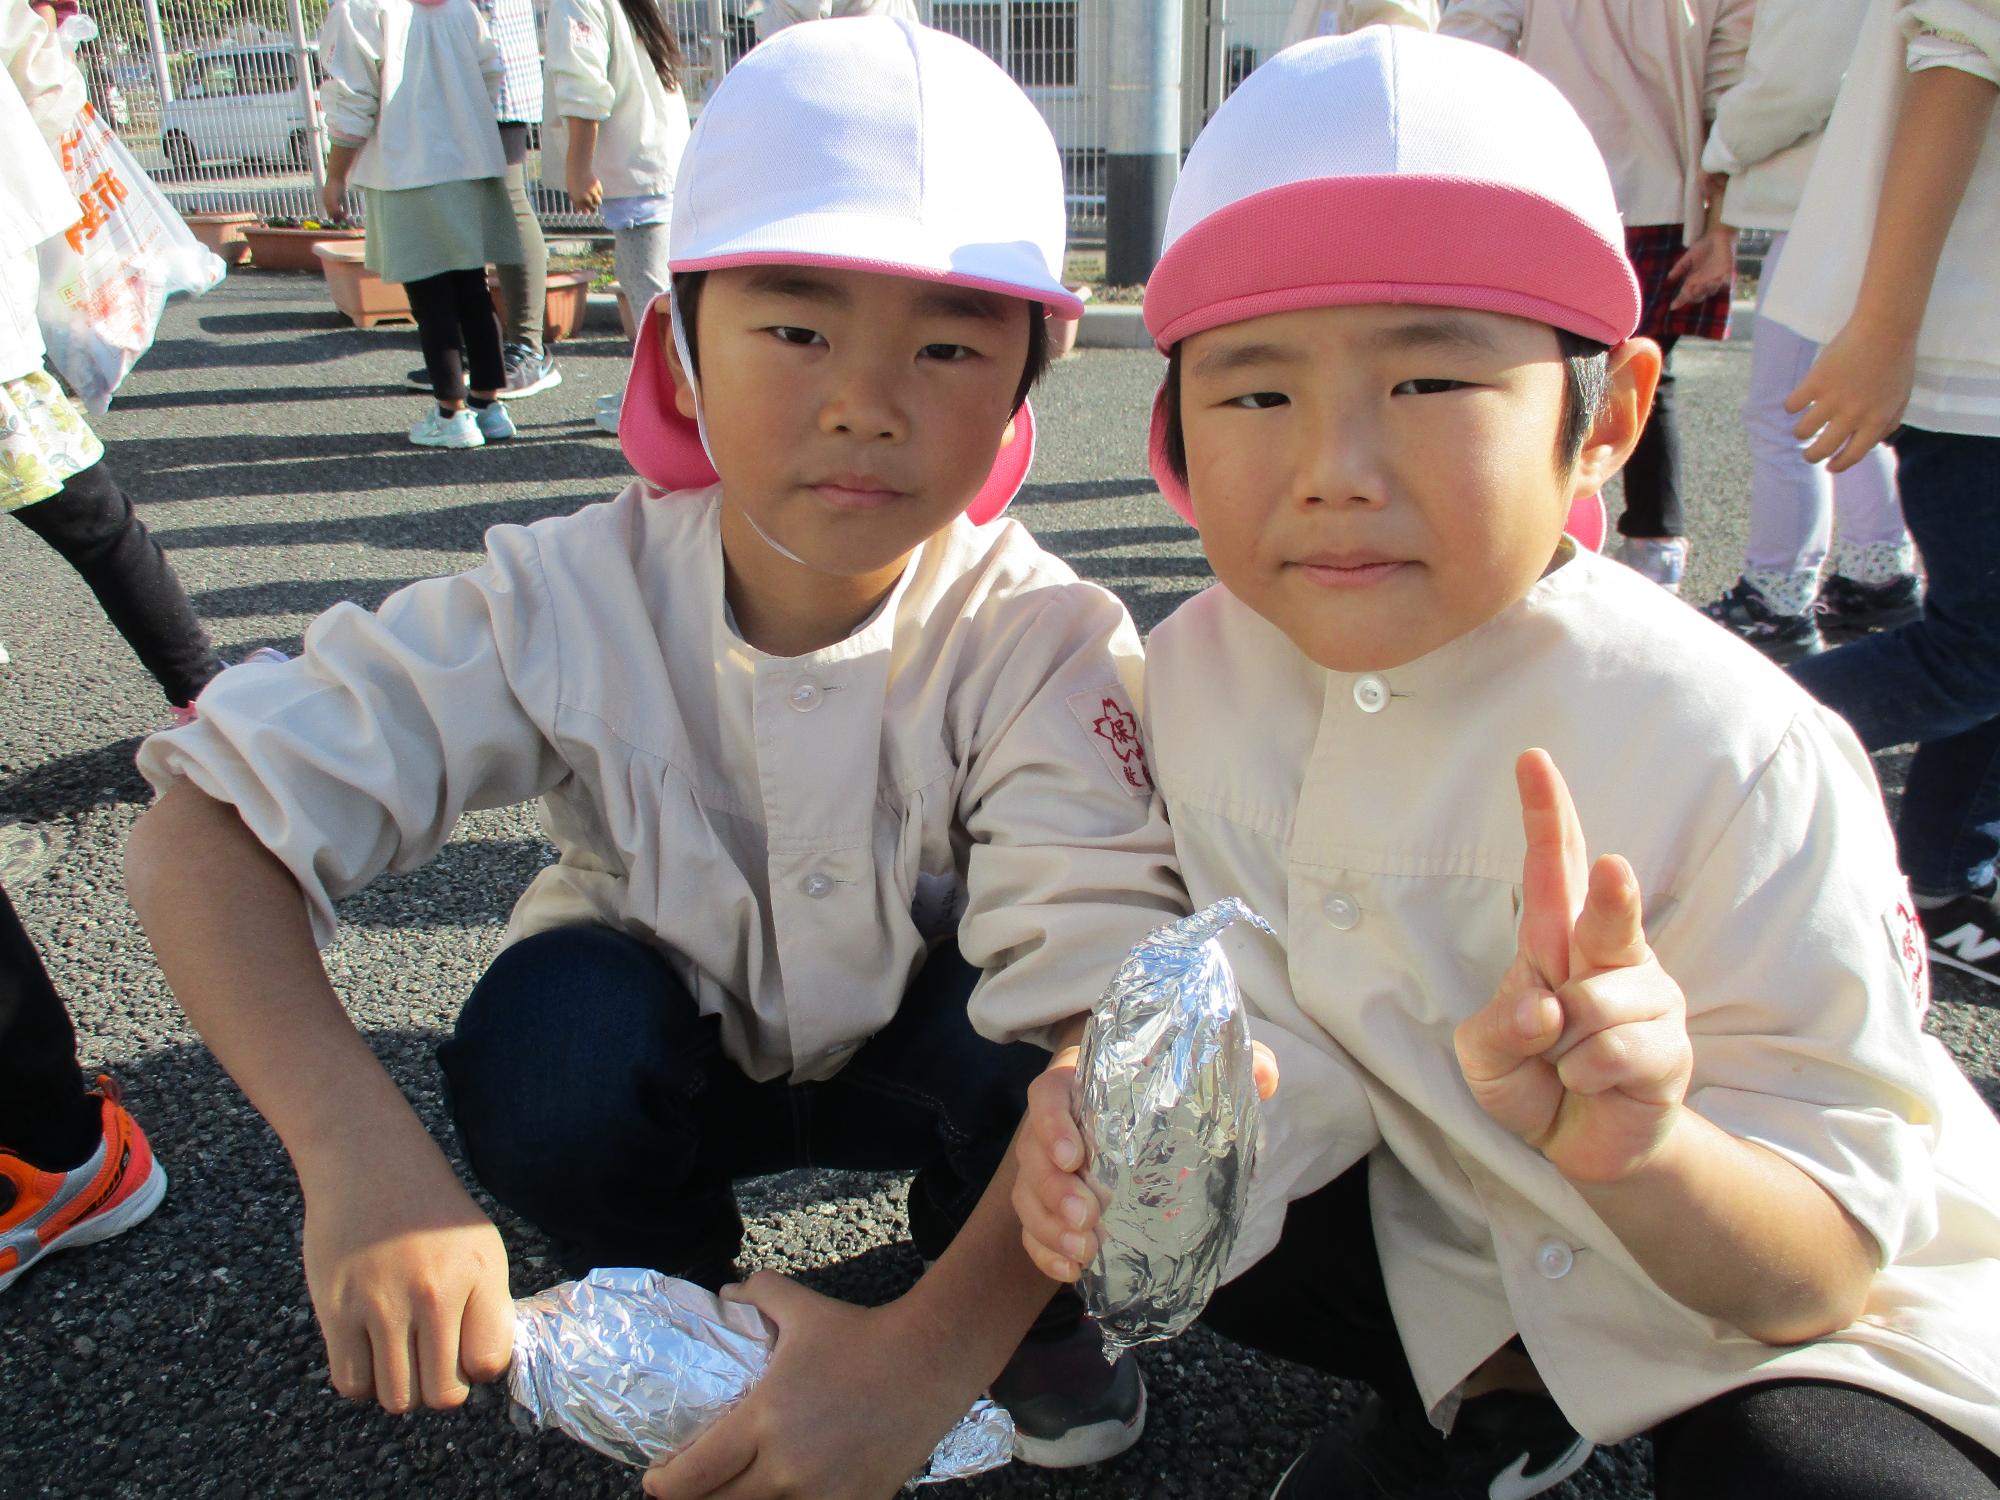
509 1267 1014 1486
1075 899 1269 1361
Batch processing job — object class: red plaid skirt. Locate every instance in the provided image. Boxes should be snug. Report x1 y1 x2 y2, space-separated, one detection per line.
1625 223 1732 342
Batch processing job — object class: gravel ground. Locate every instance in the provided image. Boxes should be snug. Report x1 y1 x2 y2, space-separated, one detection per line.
1 277 1994 1500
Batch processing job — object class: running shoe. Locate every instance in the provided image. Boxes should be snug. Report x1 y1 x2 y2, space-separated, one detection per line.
1815 572 1923 637
989 1317 1146 1468
410 408 484 449
1612 536 1688 595
1 1077 168 1295
474 402 517 442
1271 1391 1594 1500
1700 576 1823 663
498 342 562 400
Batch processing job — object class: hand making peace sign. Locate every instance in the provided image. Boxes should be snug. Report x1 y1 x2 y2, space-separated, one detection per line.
1454 750 1694 1185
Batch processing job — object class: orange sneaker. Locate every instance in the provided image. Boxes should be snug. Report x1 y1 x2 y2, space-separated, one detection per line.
0 1076 168 1294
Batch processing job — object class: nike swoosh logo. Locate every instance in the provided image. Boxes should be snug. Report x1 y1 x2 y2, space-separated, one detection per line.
1489 1435 1594 1500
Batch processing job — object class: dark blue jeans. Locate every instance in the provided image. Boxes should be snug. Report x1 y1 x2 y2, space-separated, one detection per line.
436 925 1049 1281
1791 427 2000 898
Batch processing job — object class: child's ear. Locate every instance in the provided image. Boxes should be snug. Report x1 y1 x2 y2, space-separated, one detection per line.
661 315 699 421
1570 338 1663 502
999 411 1018 450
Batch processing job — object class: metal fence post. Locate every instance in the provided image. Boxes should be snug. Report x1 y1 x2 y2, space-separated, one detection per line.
705 0 728 97
285 0 328 199
1105 0 1179 285
140 0 173 103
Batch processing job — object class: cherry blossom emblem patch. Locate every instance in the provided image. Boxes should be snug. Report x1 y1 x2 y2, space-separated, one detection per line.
1885 895 1931 1014
1068 688 1153 796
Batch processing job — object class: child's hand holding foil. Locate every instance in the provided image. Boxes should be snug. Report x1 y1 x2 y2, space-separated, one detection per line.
1012 901 1279 1336
508 1268 1014 1489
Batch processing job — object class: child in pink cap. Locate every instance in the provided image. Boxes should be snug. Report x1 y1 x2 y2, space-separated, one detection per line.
1014 27 2000 1500
127 18 1185 1494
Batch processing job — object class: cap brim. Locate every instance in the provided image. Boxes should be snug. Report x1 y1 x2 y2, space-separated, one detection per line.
621 291 1034 524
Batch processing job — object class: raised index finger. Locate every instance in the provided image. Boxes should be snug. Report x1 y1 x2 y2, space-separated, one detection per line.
1514 749 1588 991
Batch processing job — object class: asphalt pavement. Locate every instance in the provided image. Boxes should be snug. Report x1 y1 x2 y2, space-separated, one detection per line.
1 275 1994 1500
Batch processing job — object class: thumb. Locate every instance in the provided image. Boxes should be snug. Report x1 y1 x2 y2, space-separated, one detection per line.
457 1268 519 1387
719 1269 801 1327
1454 983 1563 1088
1572 854 1650 976
1250 1040 1280 1101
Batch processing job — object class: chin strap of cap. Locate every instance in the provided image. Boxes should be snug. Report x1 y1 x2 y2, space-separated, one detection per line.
670 284 811 566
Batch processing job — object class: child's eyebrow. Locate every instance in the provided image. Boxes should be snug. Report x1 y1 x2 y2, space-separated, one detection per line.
1365 315 1501 355
910 288 1011 323
1190 341 1306 380
742 268 851 306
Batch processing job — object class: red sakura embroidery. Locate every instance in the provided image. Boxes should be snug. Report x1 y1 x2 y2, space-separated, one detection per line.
1091 697 1152 791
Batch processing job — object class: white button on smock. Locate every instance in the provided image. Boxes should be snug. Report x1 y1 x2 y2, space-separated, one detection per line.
1353 675 1390 714
801 872 835 899
789 681 824 712
1322 893 1361 930
1535 1239 1575 1280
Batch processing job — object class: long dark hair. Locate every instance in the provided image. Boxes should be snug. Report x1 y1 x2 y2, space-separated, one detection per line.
617 0 685 92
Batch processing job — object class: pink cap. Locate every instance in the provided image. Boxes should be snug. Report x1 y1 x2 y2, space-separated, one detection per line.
1143 29 1642 524
619 17 1074 522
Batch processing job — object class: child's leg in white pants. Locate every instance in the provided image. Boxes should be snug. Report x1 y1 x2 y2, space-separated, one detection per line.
1741 232 1908 615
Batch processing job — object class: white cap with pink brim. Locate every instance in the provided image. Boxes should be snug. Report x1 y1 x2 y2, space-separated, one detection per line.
1142 28 1643 525
619 16 1080 525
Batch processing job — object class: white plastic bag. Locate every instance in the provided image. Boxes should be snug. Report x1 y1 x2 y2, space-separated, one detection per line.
35 102 225 412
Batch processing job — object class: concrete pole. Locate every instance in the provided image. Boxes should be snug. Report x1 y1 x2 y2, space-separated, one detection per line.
285 0 328 199
140 0 173 104
1104 0 1180 285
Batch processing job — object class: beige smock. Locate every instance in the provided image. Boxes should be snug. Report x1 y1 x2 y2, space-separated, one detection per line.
1441 0 1753 236
138 483 1187 1083
1147 543 2000 1448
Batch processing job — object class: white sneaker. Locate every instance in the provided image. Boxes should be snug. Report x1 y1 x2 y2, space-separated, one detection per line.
593 393 622 435
0 640 9 666
474 402 516 442
409 407 484 449
1614 536 1688 595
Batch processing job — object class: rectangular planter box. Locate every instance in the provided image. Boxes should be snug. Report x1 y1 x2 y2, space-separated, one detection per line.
244 224 366 273
184 211 258 267
315 242 413 329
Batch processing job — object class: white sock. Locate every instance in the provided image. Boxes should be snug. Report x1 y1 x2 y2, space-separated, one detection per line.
1830 539 1916 586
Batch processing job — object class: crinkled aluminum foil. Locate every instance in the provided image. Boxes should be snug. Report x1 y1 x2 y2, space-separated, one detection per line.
1076 898 1270 1362
508 1267 1013 1487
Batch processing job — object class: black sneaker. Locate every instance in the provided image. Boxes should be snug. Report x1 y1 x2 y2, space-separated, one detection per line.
1700 577 1823 663
1271 1392 1593 1500
1815 572 1923 637
405 364 436 393
498 341 562 400
988 1317 1146 1468
1922 887 2000 991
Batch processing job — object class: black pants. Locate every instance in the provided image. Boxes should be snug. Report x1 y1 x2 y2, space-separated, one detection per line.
0 878 98 1169
1202 1161 2000 1500
403 268 505 406
436 926 1053 1287
1617 334 1682 539
9 459 221 708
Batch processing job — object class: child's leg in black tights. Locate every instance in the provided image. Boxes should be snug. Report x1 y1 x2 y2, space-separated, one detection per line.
0 878 98 1170
404 270 472 405
1652 1379 2000 1499
10 459 222 708
450 269 506 396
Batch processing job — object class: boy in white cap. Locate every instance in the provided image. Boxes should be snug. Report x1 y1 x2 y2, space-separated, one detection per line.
1014 28 2000 1500
125 18 1181 1493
